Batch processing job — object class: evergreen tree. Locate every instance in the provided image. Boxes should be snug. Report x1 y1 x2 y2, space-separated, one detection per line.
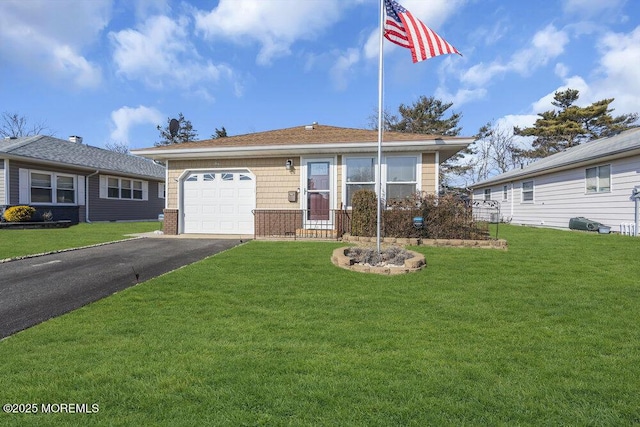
515 89 638 159
372 96 467 188
211 126 228 139
389 96 462 136
155 112 198 146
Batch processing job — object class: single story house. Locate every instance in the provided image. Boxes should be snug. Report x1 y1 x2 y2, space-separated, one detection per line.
470 127 640 230
1 135 166 223
131 123 473 236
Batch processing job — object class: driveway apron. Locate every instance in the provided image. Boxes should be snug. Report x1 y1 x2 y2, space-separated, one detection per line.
0 238 243 339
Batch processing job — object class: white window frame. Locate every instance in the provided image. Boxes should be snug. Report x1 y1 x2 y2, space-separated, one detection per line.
502 185 508 201
341 153 422 208
585 164 611 193
484 188 491 201
343 155 377 208
100 175 148 201
521 180 534 202
158 182 166 199
383 154 421 203
28 170 77 205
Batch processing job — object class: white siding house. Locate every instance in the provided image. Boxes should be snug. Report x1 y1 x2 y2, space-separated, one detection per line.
471 128 640 231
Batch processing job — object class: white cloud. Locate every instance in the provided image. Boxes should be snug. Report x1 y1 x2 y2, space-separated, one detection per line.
110 14 236 96
110 105 163 144
330 49 361 91
525 26 640 119
562 0 626 19
461 25 569 87
496 114 537 132
0 0 109 88
194 0 346 66
435 86 486 108
530 75 590 113
591 26 640 116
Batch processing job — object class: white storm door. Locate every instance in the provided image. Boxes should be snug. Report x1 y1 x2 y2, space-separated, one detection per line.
302 159 334 229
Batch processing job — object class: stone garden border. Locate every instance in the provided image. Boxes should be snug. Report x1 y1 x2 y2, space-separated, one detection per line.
333 234 507 275
341 234 508 249
332 246 426 275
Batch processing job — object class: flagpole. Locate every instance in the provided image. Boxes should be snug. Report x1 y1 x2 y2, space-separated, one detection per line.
376 0 384 254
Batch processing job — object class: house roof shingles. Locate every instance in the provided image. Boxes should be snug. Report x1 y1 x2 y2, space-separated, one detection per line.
472 127 640 188
132 124 474 162
0 135 165 179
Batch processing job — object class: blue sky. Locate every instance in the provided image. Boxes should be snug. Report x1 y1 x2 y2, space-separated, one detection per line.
1 0 639 150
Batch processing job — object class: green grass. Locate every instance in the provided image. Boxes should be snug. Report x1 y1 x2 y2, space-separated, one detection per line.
0 225 639 425
0 222 161 260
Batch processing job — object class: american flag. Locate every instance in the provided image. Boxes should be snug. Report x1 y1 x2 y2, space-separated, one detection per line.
384 0 461 63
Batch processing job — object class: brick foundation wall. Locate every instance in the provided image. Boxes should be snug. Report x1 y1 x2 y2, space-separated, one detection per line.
163 209 179 235
254 210 303 237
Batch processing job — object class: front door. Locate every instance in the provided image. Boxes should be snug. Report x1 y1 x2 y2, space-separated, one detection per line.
303 159 333 228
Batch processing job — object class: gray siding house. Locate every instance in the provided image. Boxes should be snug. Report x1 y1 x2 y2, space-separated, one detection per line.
470 128 640 231
1 135 165 223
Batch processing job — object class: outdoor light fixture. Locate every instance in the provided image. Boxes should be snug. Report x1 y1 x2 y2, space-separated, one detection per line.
285 159 293 170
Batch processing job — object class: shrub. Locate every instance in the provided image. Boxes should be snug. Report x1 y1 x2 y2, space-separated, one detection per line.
350 191 490 240
4 205 36 222
382 193 423 238
351 189 378 237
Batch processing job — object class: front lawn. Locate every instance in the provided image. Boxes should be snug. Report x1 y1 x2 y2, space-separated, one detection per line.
0 225 638 425
0 221 161 260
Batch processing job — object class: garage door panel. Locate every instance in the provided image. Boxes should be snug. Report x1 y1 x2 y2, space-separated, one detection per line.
219 188 235 198
219 204 235 214
184 189 200 198
238 188 254 198
201 189 218 198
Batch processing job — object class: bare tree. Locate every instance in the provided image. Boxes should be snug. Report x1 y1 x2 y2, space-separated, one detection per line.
1 111 52 138
104 141 130 154
458 121 526 185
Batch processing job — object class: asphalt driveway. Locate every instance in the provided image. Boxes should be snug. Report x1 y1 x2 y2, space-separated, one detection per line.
0 237 244 339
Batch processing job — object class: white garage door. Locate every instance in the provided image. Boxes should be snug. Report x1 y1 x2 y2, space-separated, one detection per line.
182 170 256 234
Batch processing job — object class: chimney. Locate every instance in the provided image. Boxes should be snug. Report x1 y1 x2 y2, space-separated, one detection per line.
69 135 83 144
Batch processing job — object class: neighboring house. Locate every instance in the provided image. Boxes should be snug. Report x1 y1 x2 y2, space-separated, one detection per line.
1 135 166 223
131 123 473 236
470 128 640 230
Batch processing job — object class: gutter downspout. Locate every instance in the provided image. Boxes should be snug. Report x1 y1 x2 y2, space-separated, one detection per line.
85 170 99 223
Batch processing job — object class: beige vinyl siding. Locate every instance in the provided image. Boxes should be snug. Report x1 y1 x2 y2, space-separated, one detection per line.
168 157 300 210
169 153 440 210
421 153 437 195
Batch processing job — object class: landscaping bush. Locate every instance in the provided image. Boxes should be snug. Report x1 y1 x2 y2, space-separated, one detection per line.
351 189 378 237
381 193 423 238
3 205 36 222
351 191 489 240
419 193 481 239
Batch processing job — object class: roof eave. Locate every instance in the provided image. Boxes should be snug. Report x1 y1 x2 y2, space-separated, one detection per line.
471 146 640 188
0 153 164 181
131 139 474 161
